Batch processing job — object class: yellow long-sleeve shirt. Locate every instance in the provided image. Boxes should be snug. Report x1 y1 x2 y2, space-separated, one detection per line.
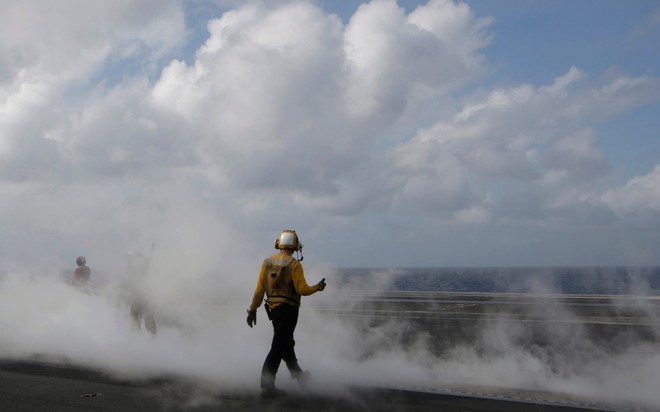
250 252 320 310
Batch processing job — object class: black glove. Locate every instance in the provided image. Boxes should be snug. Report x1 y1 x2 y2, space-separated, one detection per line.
247 309 257 328
317 278 326 291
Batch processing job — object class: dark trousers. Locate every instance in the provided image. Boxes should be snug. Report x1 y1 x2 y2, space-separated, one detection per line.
130 299 157 335
261 304 303 388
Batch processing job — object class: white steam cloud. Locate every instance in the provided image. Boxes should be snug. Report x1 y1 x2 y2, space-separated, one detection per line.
2 244 660 409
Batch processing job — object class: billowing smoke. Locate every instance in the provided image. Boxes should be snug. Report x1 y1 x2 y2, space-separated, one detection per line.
2 234 660 410
298 268 660 409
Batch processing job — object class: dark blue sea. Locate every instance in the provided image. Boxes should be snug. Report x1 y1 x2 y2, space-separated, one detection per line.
335 267 660 295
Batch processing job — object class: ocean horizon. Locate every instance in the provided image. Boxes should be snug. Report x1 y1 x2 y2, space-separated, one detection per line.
334 266 660 295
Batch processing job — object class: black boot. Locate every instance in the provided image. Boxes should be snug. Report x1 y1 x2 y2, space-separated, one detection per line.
261 387 287 398
293 370 311 389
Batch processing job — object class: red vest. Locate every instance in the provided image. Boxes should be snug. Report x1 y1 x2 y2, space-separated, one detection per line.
72 266 91 286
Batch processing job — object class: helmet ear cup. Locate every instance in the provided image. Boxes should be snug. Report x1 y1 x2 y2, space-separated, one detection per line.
274 239 280 249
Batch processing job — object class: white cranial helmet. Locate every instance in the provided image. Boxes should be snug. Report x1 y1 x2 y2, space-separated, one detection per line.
274 230 303 252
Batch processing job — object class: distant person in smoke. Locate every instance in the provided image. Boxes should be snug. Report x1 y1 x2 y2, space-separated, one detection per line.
72 256 91 289
247 229 326 398
125 250 157 335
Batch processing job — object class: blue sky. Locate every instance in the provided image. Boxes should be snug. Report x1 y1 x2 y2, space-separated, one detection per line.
1 0 659 271
467 0 660 179
323 0 660 178
327 1 660 76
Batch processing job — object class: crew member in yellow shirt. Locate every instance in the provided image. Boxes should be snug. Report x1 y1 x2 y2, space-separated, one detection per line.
247 230 326 398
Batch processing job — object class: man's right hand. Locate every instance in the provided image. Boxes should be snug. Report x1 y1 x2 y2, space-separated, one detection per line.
246 309 257 328
317 278 326 291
